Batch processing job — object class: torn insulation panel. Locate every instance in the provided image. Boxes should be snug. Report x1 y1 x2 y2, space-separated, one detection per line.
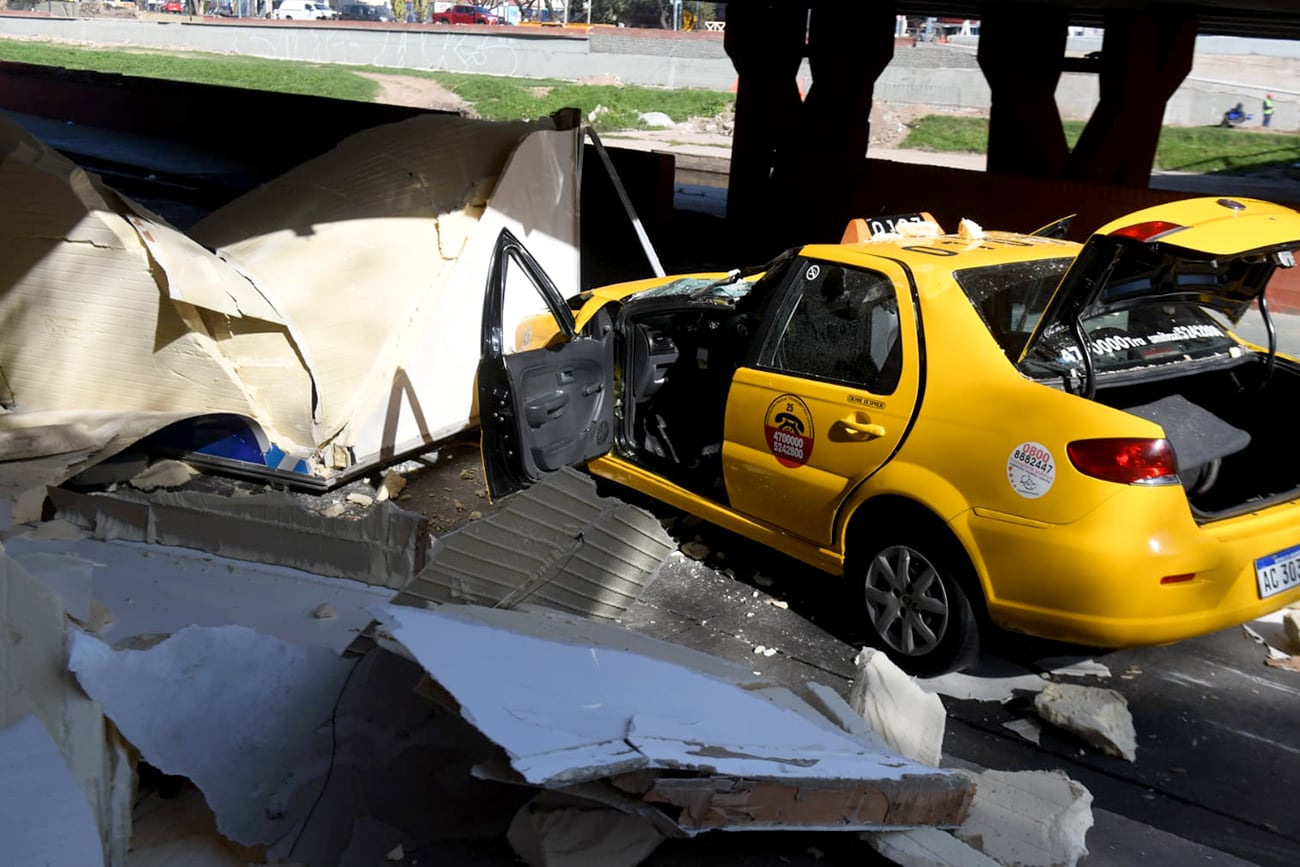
68 625 356 849
1 108 580 491
373 603 974 833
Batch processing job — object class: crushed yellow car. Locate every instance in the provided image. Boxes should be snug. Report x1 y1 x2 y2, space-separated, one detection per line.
479 197 1300 674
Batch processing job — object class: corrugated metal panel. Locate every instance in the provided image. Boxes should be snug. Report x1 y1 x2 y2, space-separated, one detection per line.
395 469 674 620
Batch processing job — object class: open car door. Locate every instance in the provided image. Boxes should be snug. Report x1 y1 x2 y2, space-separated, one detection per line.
478 228 615 499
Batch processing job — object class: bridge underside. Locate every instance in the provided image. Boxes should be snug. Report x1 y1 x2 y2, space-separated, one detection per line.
722 1 1219 248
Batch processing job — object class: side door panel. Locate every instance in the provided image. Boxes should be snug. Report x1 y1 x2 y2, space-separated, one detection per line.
722 258 921 547
479 229 614 499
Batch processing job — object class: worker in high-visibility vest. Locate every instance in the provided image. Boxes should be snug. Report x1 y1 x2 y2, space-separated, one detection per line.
1263 93 1275 128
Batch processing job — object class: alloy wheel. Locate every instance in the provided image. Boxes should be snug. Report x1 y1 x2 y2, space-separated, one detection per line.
863 544 951 656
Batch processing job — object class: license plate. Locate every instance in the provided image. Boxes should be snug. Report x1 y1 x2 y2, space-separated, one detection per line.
1255 543 1300 598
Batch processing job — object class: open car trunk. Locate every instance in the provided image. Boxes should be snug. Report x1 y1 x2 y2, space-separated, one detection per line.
1086 353 1300 518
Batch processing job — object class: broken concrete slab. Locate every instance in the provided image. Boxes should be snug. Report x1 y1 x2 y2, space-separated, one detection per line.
5 529 392 653
866 826 1001 866
507 791 665 867
849 647 946 768
396 468 674 620
0 715 105 867
374 603 974 832
68 624 356 849
1283 609 1300 653
48 484 428 589
1033 682 1138 763
953 769 1094 867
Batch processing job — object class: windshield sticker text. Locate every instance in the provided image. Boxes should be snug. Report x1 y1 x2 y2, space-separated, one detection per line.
764 395 815 469
1056 322 1226 363
1008 441 1056 499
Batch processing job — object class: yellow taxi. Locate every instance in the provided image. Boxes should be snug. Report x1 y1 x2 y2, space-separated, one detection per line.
478 197 1300 674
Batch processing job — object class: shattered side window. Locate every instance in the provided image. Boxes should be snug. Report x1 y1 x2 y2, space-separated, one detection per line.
761 260 903 394
954 258 1073 361
634 277 754 301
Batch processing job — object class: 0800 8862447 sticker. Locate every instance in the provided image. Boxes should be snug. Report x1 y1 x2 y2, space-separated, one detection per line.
1007 441 1055 499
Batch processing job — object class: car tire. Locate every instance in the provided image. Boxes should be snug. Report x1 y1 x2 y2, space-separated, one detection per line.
850 527 981 676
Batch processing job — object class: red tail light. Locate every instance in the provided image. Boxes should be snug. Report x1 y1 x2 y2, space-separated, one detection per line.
1067 438 1180 485
1110 221 1185 242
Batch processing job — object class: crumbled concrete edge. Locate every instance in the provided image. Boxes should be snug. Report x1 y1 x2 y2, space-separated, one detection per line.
1283 609 1300 654
954 769 1094 867
849 647 946 767
48 486 428 589
1033 682 1137 763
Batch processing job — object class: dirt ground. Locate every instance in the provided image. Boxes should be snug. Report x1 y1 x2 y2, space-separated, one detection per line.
358 71 931 149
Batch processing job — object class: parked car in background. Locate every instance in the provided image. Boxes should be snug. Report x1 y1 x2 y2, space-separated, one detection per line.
162 0 185 12
340 2 391 20
479 197 1300 675
434 4 504 24
273 0 336 19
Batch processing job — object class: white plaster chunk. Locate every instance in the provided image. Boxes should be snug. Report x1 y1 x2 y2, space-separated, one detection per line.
1034 682 1138 763
954 769 1094 867
920 670 1048 702
67 625 355 848
507 794 665 867
866 827 1001 867
1283 609 1300 654
129 459 199 492
0 715 105 867
849 647 946 767
1002 718 1044 746
376 471 406 503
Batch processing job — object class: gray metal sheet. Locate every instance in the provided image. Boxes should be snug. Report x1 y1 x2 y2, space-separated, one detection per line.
396 469 674 620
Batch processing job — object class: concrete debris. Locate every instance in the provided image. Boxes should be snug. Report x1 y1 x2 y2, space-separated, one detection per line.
1033 682 1138 763
920 670 1049 702
384 843 404 861
0 715 106 867
1002 717 1044 746
321 503 347 518
49 486 429 589
1283 609 1300 654
1040 659 1111 679
1241 622 1290 660
953 769 1094 867
312 603 338 620
680 540 710 560
849 647 946 767
374 603 974 831
129 459 199 492
376 471 407 503
866 826 1001 867
347 492 375 507
1264 655 1300 672
507 792 665 867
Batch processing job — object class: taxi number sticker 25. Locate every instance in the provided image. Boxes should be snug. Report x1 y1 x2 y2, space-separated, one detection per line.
1007 441 1055 499
765 395 815 468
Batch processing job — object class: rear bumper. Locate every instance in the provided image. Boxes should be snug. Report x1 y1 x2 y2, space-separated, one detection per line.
958 492 1300 648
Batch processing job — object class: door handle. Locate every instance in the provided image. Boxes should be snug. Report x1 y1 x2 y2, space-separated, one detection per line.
838 415 886 438
525 390 569 426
